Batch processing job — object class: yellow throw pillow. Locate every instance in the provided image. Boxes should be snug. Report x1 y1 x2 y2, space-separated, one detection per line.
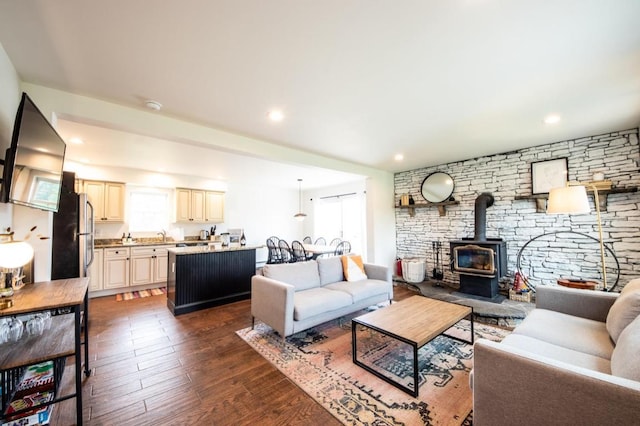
341 255 367 282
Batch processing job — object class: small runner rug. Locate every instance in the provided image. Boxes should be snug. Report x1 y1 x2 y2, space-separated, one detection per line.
236 309 509 425
115 287 166 301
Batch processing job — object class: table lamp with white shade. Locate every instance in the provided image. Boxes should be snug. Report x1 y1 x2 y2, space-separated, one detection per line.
547 183 608 291
0 238 35 298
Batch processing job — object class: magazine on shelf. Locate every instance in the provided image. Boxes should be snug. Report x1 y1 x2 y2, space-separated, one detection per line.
14 361 55 397
4 391 53 424
2 361 55 425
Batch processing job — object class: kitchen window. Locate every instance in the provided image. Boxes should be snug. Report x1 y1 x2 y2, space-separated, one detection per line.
128 187 171 232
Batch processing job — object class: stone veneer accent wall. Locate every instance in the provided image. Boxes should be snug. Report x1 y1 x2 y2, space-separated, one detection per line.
395 128 640 292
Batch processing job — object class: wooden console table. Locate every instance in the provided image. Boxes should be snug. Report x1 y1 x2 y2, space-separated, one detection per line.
0 277 90 425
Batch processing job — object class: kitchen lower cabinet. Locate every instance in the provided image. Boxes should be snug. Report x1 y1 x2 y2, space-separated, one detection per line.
88 248 104 292
104 248 130 289
131 246 169 286
167 246 256 315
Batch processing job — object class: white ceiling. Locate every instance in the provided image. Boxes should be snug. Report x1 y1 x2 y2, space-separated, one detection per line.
0 1 639 182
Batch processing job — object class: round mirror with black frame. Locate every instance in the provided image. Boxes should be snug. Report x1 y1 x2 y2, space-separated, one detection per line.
420 171 454 203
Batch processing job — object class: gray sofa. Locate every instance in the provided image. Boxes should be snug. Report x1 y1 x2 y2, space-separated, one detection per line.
251 256 393 337
472 282 640 425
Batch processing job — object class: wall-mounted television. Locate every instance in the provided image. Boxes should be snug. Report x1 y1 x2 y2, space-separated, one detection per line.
0 93 66 212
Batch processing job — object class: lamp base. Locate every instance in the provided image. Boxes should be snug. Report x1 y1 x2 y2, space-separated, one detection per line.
0 297 13 310
0 286 14 297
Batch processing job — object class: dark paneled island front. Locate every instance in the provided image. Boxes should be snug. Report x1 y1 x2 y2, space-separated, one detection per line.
166 245 258 315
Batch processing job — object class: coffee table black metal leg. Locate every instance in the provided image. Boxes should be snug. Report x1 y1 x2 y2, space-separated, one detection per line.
412 343 419 397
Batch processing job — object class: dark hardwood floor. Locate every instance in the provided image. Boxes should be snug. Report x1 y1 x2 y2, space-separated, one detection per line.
52 283 415 425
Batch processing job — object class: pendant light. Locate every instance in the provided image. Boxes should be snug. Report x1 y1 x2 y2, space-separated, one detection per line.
294 178 307 221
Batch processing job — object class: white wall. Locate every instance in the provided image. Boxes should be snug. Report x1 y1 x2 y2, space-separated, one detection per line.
0 43 53 281
0 43 20 229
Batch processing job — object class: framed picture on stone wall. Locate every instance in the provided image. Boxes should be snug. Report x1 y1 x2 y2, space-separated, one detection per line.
531 157 568 195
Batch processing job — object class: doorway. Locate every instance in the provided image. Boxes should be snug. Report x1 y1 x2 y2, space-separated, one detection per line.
314 192 365 255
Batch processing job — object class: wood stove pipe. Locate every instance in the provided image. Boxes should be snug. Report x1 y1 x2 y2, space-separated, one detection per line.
474 192 494 241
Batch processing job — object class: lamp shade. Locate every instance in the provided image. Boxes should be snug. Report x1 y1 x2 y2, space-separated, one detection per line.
547 186 590 214
0 241 34 268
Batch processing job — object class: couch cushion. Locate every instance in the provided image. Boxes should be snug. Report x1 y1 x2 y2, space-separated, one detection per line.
512 309 614 359
262 260 320 291
611 315 640 381
293 287 352 321
500 334 611 374
324 279 390 303
621 278 640 296
318 256 344 285
341 255 367 282
606 289 640 343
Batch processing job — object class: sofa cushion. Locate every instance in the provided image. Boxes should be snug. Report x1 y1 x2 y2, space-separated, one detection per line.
324 279 390 303
293 288 352 321
621 278 640 296
606 289 640 343
318 256 344 285
262 260 320 291
341 255 367 282
611 315 640 381
500 334 611 374
512 309 614 359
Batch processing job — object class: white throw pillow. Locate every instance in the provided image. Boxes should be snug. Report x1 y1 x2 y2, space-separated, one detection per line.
606 290 640 343
611 315 640 381
341 255 367 282
621 278 640 296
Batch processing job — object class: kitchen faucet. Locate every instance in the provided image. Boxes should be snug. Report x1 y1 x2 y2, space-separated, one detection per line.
157 229 167 243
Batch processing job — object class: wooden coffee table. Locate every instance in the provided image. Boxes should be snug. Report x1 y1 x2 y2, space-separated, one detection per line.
352 295 473 397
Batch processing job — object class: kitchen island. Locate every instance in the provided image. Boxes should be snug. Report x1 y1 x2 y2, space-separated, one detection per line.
166 245 259 315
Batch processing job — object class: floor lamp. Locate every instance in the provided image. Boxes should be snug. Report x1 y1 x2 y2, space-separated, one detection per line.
547 183 608 291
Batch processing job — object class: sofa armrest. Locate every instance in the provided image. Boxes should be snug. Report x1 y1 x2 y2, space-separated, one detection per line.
536 285 619 322
251 275 295 337
363 263 391 283
473 339 640 426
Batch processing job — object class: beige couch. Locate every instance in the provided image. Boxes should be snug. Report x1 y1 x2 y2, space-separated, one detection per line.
251 256 393 337
472 282 640 425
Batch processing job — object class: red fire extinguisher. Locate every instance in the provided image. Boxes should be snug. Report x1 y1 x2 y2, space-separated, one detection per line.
396 258 403 277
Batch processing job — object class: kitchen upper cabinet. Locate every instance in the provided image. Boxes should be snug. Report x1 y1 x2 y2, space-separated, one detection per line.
176 188 224 223
88 249 104 292
104 248 130 289
205 191 225 223
84 180 126 222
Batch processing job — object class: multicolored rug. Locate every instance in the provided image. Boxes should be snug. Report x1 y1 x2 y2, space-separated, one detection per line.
237 309 509 425
115 287 166 301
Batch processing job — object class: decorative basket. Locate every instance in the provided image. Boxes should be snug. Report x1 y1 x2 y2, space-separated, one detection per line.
401 258 425 283
509 289 532 303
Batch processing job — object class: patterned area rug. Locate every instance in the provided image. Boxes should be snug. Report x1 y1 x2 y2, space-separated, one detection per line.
236 308 510 425
115 287 166 301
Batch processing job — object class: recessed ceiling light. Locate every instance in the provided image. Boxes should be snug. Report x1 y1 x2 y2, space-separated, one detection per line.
544 114 561 124
394 153 404 161
268 110 284 122
145 100 162 111
69 137 84 145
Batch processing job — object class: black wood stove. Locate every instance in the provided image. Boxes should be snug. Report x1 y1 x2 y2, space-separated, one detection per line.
450 193 507 299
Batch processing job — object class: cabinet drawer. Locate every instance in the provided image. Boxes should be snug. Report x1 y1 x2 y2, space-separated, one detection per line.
104 248 130 258
131 246 169 257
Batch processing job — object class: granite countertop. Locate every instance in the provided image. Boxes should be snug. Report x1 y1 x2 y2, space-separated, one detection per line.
168 245 263 255
95 238 213 249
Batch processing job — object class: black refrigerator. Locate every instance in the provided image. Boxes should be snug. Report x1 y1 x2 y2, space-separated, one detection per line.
51 172 95 279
